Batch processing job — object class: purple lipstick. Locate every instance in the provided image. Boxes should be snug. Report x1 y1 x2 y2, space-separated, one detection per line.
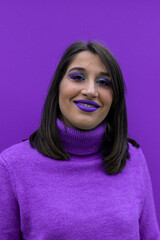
73 99 100 112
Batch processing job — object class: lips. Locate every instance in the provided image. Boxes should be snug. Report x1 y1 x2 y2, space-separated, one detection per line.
73 99 100 112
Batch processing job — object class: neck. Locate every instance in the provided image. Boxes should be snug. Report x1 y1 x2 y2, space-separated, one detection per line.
57 118 106 157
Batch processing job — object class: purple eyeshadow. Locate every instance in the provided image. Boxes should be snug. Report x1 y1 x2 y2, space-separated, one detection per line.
68 72 111 86
68 72 86 81
96 78 111 86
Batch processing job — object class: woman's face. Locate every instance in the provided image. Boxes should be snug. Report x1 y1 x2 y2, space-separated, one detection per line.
58 51 113 130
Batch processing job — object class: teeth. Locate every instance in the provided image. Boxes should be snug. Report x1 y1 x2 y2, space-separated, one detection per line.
80 103 94 107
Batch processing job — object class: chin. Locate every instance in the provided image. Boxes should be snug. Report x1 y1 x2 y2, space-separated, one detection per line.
73 122 99 131
61 116 101 130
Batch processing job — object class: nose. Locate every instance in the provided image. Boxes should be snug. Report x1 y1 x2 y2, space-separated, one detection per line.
81 80 98 98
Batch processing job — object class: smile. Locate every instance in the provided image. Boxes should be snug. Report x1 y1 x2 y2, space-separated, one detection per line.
73 100 100 112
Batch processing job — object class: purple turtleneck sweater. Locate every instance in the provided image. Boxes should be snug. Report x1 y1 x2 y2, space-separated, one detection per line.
0 119 160 240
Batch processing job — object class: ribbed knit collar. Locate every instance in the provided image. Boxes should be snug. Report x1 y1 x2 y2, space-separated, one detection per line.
57 118 106 156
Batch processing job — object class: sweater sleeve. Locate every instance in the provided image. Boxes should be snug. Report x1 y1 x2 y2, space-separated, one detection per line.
139 149 160 240
0 155 21 240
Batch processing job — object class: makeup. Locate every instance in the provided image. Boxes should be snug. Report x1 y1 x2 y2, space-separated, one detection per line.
69 71 111 88
96 77 111 86
73 99 100 112
68 72 86 81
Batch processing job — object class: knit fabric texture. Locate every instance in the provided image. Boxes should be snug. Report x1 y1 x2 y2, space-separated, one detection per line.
0 119 160 240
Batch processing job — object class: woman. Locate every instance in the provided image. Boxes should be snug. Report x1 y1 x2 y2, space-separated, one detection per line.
0 41 159 239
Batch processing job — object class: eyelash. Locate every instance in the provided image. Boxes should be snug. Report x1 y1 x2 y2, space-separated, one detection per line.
96 78 111 86
68 72 111 87
69 72 86 81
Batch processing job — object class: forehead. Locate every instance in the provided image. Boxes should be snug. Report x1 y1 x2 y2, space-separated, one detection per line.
67 51 107 73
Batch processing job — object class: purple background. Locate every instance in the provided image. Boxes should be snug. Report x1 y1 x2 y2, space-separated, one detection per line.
0 0 160 226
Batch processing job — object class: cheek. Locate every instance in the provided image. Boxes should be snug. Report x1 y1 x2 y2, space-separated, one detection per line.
58 85 66 113
59 83 80 103
59 82 68 104
59 84 76 110
101 90 113 107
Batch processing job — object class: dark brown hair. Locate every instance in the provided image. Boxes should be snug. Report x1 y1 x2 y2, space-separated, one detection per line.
29 41 139 175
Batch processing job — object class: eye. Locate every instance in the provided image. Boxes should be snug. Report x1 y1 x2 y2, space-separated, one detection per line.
68 72 86 81
96 78 111 87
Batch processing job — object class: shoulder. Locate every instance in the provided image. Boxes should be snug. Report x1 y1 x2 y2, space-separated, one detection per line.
122 143 150 193
1 140 32 158
128 142 144 159
0 140 39 166
127 142 147 172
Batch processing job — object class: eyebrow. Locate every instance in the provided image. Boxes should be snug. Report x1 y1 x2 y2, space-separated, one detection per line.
68 67 110 77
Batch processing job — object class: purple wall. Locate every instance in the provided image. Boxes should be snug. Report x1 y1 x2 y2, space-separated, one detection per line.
0 0 160 226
